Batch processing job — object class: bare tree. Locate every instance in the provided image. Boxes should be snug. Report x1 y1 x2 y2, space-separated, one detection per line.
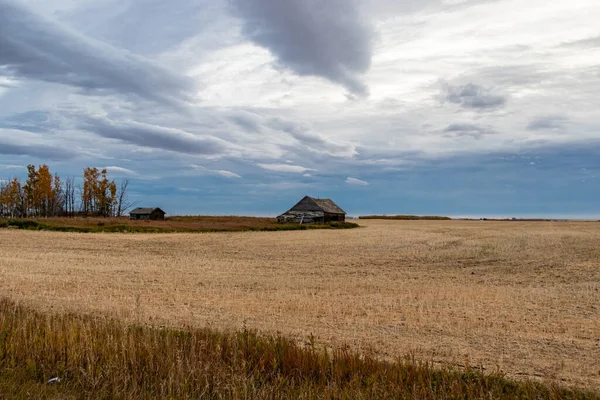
116 180 138 216
63 177 76 217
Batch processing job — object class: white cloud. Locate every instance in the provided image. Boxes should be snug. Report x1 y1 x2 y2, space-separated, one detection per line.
214 169 242 179
256 163 315 174
189 164 241 179
346 177 369 186
102 166 137 176
0 164 24 170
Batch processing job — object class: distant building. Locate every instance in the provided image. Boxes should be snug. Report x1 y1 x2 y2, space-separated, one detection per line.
277 196 346 224
129 207 166 221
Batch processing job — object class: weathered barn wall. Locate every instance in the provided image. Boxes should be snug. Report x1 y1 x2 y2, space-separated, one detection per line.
277 196 346 224
277 210 324 224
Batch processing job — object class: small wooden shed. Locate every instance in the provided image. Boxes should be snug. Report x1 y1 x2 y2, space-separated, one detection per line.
129 207 166 221
277 196 346 224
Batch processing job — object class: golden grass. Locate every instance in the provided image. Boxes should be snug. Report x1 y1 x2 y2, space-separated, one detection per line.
6 298 593 399
0 220 599 391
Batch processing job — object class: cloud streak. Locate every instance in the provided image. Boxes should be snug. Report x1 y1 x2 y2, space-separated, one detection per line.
257 163 314 174
346 177 369 186
0 137 78 159
0 0 196 107
102 166 138 176
527 115 568 131
189 164 242 179
80 116 232 156
268 118 356 157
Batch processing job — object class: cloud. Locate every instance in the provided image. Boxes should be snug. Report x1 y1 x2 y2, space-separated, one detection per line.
346 177 369 186
0 0 195 107
0 110 57 133
231 0 373 96
189 164 242 179
442 83 506 110
257 163 314 173
102 166 138 176
214 170 242 179
228 110 263 133
79 116 231 156
0 164 24 170
560 35 600 49
0 138 78 159
268 117 356 157
527 115 568 131
443 123 495 139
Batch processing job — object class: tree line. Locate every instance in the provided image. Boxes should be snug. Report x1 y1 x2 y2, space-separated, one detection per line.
0 165 134 218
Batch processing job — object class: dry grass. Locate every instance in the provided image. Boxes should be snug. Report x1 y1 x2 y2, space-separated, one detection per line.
0 220 599 391
1 216 279 231
0 216 358 233
5 298 591 399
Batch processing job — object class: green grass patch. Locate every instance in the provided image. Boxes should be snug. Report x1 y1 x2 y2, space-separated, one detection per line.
0 298 596 399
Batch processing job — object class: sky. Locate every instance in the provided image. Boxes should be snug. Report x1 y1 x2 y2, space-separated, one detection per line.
0 0 599 218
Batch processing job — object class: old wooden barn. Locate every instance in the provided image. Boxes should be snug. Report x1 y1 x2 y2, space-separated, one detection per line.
129 207 166 220
277 196 346 224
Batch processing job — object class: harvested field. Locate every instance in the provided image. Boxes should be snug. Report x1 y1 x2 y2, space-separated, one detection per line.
0 220 599 391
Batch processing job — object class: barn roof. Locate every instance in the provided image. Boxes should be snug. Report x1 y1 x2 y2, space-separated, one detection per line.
311 198 346 214
130 207 166 215
287 196 346 215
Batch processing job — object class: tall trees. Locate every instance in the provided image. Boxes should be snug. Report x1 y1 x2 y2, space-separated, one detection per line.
0 165 127 218
0 178 25 217
82 168 117 217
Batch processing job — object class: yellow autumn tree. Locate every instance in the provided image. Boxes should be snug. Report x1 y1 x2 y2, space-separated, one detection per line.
21 164 63 217
82 167 117 217
36 164 54 217
1 178 24 217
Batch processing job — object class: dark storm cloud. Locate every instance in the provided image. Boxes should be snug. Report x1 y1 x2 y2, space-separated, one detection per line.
443 123 495 139
0 0 195 107
442 83 506 110
0 139 77 159
80 116 231 156
231 0 374 96
527 115 568 131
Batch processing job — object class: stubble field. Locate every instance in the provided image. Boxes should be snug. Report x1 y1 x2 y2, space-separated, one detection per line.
0 220 599 391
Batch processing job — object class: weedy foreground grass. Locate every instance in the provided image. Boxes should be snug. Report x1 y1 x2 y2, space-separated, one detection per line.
0 298 597 399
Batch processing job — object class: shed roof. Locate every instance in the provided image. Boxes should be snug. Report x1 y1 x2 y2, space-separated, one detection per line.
130 207 166 215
